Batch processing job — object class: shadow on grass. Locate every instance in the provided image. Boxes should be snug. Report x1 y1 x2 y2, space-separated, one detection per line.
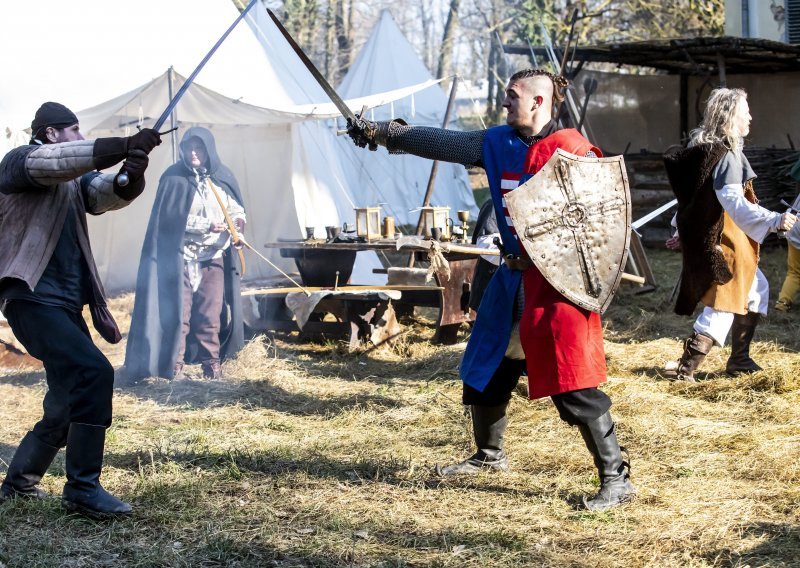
0 369 46 388
115 374 405 416
106 444 591 512
630 366 720 383
0 441 19 469
0 491 543 568
107 445 410 484
706 522 800 567
426 475 587 507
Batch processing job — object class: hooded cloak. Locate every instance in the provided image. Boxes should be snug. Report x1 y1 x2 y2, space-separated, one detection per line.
123 127 245 381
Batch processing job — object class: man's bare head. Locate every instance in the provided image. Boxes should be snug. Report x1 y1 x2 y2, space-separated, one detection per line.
502 69 568 136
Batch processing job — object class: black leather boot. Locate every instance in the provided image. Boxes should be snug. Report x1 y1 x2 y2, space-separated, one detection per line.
726 312 763 375
61 423 132 519
578 412 635 511
0 431 60 501
437 403 509 476
664 331 715 382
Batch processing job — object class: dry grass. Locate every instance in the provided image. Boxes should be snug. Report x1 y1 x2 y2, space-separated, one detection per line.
1 247 799 567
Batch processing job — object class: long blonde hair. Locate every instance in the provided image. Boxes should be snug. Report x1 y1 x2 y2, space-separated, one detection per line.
690 88 747 150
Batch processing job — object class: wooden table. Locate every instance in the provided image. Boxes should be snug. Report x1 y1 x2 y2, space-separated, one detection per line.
259 238 486 344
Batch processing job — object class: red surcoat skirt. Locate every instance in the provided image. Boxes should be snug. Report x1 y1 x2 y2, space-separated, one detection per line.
492 128 608 399
518 265 607 399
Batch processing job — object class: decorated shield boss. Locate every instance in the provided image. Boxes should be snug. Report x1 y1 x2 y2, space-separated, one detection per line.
504 149 631 313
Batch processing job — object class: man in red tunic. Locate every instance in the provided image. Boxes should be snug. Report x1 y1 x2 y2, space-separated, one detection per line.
348 69 635 510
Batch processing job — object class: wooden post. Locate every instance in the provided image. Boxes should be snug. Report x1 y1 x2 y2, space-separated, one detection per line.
167 66 178 164
716 52 727 87
679 73 688 144
626 232 657 293
408 76 459 267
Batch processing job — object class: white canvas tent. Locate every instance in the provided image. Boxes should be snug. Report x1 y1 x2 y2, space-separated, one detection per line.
0 0 447 292
1 0 343 291
78 69 361 291
335 11 479 227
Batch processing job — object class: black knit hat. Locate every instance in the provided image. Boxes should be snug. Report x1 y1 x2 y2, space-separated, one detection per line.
30 102 78 135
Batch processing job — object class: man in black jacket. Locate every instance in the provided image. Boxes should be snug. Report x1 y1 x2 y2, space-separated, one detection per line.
0 102 160 519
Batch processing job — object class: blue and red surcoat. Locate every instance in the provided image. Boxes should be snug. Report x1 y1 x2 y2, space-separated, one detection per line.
460 125 607 399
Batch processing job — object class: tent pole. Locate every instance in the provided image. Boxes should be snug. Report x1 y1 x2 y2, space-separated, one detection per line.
408 76 459 268
168 66 178 163
716 52 727 87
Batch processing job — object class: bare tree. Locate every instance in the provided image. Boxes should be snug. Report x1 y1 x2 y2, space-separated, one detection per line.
437 0 461 78
324 0 338 80
335 0 353 80
230 0 723 123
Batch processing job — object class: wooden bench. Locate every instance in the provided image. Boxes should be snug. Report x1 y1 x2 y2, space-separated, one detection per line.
242 285 444 350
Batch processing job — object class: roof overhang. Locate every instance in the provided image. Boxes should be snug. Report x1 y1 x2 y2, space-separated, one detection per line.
504 36 800 75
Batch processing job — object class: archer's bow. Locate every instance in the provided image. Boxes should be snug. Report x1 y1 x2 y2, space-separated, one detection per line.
205 177 246 277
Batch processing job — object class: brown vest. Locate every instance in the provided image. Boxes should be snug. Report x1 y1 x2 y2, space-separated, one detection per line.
663 143 757 316
700 179 759 314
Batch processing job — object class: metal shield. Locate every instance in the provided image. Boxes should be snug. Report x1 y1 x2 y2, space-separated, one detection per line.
504 149 631 313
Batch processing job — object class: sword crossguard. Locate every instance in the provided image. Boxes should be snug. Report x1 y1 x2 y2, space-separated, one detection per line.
346 115 378 151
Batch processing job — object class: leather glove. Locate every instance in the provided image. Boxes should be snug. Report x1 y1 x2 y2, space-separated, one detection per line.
127 128 162 154
120 149 149 181
113 149 149 200
234 218 246 233
346 115 378 151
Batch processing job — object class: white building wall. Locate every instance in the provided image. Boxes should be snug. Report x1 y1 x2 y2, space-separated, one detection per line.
725 0 787 41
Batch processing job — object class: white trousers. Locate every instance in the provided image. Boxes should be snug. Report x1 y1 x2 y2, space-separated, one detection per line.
693 268 769 346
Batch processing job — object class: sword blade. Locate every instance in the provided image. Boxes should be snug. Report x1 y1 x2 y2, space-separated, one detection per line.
153 0 259 129
267 9 358 123
631 198 677 230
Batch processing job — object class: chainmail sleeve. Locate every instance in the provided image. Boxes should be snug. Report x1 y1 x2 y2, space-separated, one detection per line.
375 121 486 167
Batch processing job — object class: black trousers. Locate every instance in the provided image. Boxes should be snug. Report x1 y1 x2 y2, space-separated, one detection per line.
462 356 611 426
3 300 114 447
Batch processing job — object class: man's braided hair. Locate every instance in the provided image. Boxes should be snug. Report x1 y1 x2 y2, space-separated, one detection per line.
508 69 569 104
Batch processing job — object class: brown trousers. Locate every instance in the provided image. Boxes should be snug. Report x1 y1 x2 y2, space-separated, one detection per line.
177 257 225 365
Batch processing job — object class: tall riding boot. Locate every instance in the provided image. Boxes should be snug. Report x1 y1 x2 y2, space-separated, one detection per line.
664 331 715 382
0 431 60 501
61 423 132 519
577 411 636 511
437 403 509 476
726 312 763 375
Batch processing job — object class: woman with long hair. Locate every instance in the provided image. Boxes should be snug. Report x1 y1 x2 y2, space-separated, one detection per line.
663 88 796 381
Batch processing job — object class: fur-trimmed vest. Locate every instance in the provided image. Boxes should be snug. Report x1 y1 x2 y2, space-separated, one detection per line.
663 143 759 316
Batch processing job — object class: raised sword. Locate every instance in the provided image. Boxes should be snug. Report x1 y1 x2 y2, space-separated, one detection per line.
118 0 260 186
266 9 361 126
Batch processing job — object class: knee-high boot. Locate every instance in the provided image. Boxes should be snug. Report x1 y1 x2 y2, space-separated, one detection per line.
577 411 636 511
61 423 132 519
664 330 715 382
0 431 60 500
726 312 762 375
437 403 509 476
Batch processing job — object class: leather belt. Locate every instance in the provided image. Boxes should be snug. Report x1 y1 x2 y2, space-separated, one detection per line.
504 255 533 271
